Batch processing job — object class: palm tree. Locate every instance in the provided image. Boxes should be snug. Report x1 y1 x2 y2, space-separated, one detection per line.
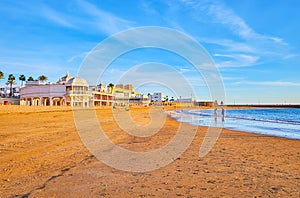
19 74 26 87
0 71 4 95
0 71 4 97
27 76 34 81
108 83 114 93
0 71 4 80
38 75 48 83
7 74 15 97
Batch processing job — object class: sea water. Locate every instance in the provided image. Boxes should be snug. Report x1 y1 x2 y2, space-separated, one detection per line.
168 108 300 140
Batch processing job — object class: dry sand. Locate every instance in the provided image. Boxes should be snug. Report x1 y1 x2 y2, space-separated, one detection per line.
0 106 299 197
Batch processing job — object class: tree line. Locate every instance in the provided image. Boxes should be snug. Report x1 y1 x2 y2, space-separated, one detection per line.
0 71 47 97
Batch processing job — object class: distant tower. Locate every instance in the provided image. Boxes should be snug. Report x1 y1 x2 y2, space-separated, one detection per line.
125 84 134 92
58 72 72 85
98 81 106 92
116 84 124 89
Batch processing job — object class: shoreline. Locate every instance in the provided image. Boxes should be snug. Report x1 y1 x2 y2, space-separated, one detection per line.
1 105 299 141
1 106 299 197
168 107 300 141
225 104 300 108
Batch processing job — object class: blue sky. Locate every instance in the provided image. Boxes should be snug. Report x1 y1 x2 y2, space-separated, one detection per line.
0 0 299 104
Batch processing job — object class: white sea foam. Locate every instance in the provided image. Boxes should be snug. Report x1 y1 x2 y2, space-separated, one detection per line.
168 108 300 140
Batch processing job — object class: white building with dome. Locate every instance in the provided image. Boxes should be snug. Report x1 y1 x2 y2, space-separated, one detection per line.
20 74 112 107
65 77 91 107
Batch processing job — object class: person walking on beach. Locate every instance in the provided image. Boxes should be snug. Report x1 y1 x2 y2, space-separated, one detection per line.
221 107 225 122
214 107 218 123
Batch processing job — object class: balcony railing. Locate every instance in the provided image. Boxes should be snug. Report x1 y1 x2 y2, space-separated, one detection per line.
66 90 92 95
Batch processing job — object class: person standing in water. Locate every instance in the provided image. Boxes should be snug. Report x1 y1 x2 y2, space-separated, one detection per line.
214 100 218 123
221 101 225 123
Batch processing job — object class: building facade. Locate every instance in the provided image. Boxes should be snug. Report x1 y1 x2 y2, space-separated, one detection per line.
20 83 67 106
151 92 165 102
18 74 182 107
65 77 92 107
20 74 113 107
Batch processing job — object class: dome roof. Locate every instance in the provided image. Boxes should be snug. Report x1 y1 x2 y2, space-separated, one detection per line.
66 77 88 86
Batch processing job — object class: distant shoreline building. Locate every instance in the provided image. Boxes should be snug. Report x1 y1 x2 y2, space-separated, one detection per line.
151 92 165 102
113 84 148 106
13 73 199 107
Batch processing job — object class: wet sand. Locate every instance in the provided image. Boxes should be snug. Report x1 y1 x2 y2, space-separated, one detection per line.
0 106 299 197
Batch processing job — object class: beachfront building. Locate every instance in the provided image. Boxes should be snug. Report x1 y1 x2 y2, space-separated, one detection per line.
19 74 116 107
151 92 165 102
97 82 107 93
20 82 66 106
114 92 149 107
115 84 124 89
90 85 114 107
176 97 194 103
113 84 148 106
124 84 133 92
0 83 21 104
65 77 92 107
20 74 91 107
0 86 20 98
129 93 149 106
19 73 157 107
196 101 214 107
114 84 134 93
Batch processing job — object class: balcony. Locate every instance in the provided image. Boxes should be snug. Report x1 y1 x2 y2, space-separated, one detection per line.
66 90 92 96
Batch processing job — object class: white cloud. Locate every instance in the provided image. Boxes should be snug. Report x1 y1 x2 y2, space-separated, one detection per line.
181 0 287 45
283 54 298 60
234 81 300 86
221 76 244 81
139 1 159 15
42 7 76 28
67 51 89 63
213 53 260 67
178 67 193 73
177 0 293 68
199 37 255 53
76 0 134 35
0 61 29 67
31 1 135 35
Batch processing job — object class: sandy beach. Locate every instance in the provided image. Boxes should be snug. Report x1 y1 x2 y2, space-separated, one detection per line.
0 106 299 197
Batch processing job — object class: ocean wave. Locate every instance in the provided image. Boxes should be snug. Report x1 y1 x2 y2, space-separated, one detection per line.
168 108 300 140
185 109 300 126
